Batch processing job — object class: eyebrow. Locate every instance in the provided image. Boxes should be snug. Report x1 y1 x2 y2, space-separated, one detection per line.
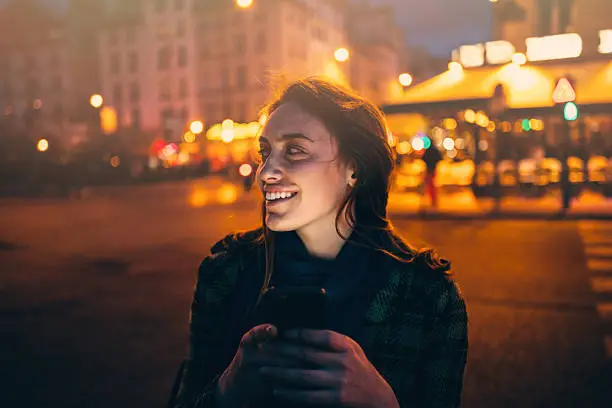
259 133 314 143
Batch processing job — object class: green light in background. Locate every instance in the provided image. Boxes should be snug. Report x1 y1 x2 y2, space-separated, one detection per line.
564 102 579 121
521 118 531 132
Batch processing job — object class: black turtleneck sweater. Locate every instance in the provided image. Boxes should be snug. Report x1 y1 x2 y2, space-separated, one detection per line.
239 230 390 407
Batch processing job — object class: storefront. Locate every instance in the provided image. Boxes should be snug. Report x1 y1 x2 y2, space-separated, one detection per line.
381 31 612 193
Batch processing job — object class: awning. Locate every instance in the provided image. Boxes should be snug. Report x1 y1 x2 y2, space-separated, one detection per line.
382 58 612 114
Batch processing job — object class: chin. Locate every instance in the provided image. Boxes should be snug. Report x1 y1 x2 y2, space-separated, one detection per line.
265 213 303 232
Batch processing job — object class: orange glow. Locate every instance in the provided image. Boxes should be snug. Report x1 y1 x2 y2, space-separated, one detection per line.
110 155 121 168
189 189 209 208
464 109 476 123
218 183 238 204
33 99 42 109
190 120 204 134
399 73 413 87
239 163 253 177
183 131 196 143
512 52 527 66
37 139 49 152
236 0 253 8
334 48 349 62
90 94 103 108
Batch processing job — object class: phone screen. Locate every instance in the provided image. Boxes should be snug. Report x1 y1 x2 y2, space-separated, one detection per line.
259 286 327 331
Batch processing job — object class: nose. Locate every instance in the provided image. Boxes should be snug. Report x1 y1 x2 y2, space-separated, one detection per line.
257 154 284 184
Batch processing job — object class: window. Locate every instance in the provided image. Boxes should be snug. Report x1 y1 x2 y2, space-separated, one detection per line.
51 76 62 91
154 0 167 13
110 52 121 74
53 104 63 119
157 46 171 70
178 46 188 67
558 0 574 33
177 20 186 37
129 82 140 102
538 0 553 36
159 78 171 101
222 102 231 118
255 31 266 53
113 84 123 103
221 68 229 89
205 103 216 122
236 66 247 89
235 34 246 53
128 52 138 74
179 78 188 99
132 108 141 129
237 102 246 122
175 0 185 10
26 77 40 97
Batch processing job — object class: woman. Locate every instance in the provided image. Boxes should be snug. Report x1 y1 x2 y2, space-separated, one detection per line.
173 78 468 408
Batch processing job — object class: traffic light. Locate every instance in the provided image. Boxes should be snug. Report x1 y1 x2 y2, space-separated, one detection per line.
563 102 579 121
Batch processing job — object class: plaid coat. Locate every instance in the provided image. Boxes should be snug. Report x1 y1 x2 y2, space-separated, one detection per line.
174 228 468 408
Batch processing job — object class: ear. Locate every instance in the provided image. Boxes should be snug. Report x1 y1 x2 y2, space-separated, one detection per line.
346 163 357 187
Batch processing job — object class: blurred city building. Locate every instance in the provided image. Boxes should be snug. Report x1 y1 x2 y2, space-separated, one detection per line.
0 0 103 144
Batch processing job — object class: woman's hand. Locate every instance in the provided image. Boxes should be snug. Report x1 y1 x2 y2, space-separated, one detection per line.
217 324 297 407
259 329 399 408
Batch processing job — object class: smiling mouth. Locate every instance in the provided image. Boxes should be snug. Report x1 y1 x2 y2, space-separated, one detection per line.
265 191 298 205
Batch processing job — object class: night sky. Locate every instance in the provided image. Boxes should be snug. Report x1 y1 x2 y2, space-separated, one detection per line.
1 0 492 56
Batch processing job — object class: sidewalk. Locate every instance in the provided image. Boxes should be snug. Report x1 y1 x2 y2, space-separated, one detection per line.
387 188 612 220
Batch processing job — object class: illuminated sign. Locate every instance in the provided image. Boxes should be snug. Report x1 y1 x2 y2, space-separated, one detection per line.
526 33 583 61
600 29 612 54
485 41 515 64
458 44 485 68
552 78 576 104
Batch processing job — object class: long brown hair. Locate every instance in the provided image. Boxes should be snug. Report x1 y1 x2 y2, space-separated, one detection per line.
253 77 444 302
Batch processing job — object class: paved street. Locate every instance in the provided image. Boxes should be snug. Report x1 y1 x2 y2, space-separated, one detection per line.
2 177 612 408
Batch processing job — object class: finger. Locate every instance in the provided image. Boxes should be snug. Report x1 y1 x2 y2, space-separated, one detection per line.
262 341 343 367
240 324 277 348
272 388 340 405
260 367 340 389
282 329 349 352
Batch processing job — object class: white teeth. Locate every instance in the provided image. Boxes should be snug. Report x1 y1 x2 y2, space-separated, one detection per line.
266 192 295 201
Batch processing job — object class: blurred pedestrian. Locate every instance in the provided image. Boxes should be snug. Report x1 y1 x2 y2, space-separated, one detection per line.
172 78 468 408
422 145 443 208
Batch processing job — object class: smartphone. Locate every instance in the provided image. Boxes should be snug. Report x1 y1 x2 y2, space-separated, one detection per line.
259 286 327 331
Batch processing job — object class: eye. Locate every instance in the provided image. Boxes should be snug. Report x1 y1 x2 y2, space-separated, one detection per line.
286 144 308 157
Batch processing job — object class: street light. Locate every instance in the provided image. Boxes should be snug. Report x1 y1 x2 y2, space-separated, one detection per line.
399 73 413 87
190 120 204 135
37 138 49 152
90 94 103 108
334 48 349 62
236 0 253 8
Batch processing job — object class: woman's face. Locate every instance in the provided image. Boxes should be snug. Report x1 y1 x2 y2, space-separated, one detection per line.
257 102 354 233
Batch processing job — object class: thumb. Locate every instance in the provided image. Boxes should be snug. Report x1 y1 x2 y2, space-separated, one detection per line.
240 324 278 349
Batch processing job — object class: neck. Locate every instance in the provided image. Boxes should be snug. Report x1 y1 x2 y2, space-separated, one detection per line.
296 207 353 259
